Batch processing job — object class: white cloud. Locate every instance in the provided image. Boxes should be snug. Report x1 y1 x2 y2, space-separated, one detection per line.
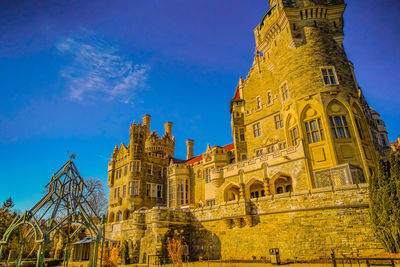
57 32 149 103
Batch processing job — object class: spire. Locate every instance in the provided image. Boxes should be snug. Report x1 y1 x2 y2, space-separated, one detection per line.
232 77 244 100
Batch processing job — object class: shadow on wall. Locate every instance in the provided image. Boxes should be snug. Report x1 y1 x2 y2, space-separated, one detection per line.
188 215 221 261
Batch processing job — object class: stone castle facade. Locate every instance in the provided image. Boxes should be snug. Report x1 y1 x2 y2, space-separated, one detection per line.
105 0 391 263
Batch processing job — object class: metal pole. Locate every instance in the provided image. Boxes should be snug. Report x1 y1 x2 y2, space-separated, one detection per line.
0 244 3 262
331 249 337 267
35 243 42 267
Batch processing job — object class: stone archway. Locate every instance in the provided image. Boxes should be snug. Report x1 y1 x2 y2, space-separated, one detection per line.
245 178 265 199
271 173 293 194
223 183 241 202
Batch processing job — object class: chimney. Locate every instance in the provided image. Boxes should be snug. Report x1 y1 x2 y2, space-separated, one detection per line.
164 121 173 137
186 139 194 160
143 114 151 134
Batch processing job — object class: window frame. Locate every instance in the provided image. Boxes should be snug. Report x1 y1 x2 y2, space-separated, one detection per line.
253 122 262 138
320 66 339 85
274 115 284 129
280 82 290 102
304 118 325 144
329 116 351 139
256 96 262 109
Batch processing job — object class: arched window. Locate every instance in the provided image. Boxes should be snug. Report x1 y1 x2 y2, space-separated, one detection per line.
248 180 265 199
274 176 293 194
224 184 240 202
116 211 122 222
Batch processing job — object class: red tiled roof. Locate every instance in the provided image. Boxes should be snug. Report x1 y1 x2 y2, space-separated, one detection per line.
222 143 235 150
185 143 235 165
185 155 203 165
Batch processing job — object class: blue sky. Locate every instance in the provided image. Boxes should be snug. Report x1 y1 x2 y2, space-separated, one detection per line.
0 0 399 211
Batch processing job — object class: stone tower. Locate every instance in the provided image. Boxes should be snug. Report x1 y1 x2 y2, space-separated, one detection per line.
107 115 175 222
231 0 382 188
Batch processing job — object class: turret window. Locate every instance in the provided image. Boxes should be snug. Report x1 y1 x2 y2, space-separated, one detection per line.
281 83 289 101
253 122 262 138
329 116 350 139
128 181 140 196
205 168 211 183
305 118 325 144
239 128 245 142
130 160 141 173
321 67 338 85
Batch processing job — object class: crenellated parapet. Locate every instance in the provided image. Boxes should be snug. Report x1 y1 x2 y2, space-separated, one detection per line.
145 131 175 158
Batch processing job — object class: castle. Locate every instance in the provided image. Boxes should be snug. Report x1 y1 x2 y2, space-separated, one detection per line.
105 0 391 263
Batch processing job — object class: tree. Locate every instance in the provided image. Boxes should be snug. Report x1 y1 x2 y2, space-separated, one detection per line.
83 178 108 219
369 154 400 253
0 197 16 238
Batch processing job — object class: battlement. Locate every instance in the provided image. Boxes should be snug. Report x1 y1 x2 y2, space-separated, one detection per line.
145 131 175 157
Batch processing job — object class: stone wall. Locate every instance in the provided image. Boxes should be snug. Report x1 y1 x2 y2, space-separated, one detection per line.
105 184 383 263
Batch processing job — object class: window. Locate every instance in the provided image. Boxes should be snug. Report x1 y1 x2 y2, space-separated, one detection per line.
267 145 275 154
305 118 325 144
128 181 140 196
355 118 364 140
290 127 299 146
321 67 338 85
256 149 263 156
279 142 287 150
177 180 188 205
134 144 138 152
239 128 245 142
380 134 388 146
130 160 141 173
281 83 289 101
146 183 157 198
147 164 153 175
157 184 163 198
122 185 126 198
329 116 350 139
114 187 120 199
241 154 247 160
274 115 284 129
146 183 151 197
256 96 262 109
267 91 272 104
158 167 163 178
206 199 215 206
253 122 261 138
205 169 211 183
169 181 175 207
124 166 128 176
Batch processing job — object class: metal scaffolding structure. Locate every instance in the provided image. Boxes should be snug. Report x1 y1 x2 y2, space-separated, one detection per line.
0 158 105 267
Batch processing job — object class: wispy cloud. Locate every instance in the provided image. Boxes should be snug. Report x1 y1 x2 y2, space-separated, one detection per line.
56 31 149 103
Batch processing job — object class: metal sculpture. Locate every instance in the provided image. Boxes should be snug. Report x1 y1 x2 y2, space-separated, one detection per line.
0 158 105 267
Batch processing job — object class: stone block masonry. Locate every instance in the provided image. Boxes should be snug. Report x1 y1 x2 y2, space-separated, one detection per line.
105 184 383 263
